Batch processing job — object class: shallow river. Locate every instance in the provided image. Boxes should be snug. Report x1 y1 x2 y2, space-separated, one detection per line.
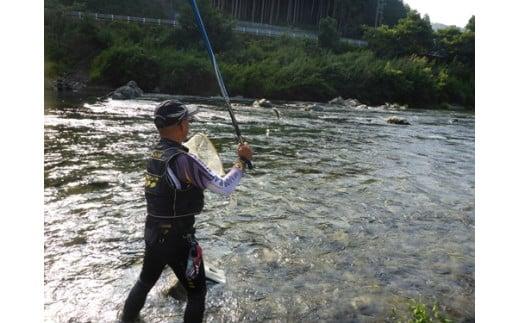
44 90 474 322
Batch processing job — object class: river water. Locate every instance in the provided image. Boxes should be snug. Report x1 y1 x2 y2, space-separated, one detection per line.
44 90 474 322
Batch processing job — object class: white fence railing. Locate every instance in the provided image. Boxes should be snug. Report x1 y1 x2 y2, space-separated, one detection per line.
66 11 367 47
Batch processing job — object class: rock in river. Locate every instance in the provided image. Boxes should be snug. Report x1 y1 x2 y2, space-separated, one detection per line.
386 116 411 125
253 98 273 108
328 96 345 105
110 81 144 100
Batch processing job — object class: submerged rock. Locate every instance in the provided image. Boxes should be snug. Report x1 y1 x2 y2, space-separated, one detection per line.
110 81 144 100
351 295 377 316
386 116 411 125
253 98 273 108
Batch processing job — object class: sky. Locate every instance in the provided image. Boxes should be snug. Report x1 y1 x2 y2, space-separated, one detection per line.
403 0 475 27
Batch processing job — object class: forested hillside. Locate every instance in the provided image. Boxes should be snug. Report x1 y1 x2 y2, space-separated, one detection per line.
45 0 409 37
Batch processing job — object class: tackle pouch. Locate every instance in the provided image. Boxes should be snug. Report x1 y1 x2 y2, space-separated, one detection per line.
185 236 203 280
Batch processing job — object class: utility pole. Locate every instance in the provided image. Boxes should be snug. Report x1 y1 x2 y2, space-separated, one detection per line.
375 0 386 27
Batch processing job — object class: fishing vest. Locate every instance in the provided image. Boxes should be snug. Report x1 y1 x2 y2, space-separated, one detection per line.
144 139 204 231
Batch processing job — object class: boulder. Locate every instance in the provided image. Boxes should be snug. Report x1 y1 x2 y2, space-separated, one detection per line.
344 98 361 107
328 96 345 105
54 78 85 92
110 81 144 100
253 98 273 108
386 116 411 125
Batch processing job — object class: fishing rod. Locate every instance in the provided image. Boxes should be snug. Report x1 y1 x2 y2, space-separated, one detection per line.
187 0 253 169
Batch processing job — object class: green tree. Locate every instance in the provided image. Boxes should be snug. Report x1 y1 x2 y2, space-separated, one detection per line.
318 16 340 52
176 0 236 52
466 15 475 32
434 18 474 67
364 10 434 58
90 45 161 90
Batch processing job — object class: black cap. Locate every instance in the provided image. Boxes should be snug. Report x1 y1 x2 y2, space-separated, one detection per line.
153 99 198 129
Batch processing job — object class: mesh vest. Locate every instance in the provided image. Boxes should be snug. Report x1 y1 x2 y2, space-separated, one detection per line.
144 139 204 231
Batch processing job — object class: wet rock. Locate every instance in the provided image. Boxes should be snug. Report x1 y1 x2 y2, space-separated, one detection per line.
310 104 324 111
110 81 144 100
303 104 324 112
329 97 364 107
54 78 86 92
210 116 227 121
328 96 345 105
344 98 361 107
253 98 273 108
386 116 411 125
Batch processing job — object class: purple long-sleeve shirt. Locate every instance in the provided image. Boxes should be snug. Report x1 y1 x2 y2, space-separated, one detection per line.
166 151 243 196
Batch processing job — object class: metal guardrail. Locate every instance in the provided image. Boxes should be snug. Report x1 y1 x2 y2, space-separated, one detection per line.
69 11 177 26
66 11 367 47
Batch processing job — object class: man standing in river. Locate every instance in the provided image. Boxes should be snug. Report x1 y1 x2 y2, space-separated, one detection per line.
120 99 253 323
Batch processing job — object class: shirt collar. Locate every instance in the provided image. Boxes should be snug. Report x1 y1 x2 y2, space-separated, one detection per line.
159 137 189 152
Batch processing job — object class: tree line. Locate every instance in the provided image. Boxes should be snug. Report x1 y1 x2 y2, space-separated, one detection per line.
46 0 409 38
208 0 409 36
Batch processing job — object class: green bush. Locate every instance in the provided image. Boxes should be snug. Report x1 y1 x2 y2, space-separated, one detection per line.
318 17 340 52
391 299 453 323
90 45 160 90
155 49 215 95
45 13 109 69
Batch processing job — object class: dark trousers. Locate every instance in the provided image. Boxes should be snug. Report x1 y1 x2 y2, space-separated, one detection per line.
122 224 207 323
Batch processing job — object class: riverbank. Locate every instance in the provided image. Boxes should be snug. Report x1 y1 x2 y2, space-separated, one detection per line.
45 7 474 110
